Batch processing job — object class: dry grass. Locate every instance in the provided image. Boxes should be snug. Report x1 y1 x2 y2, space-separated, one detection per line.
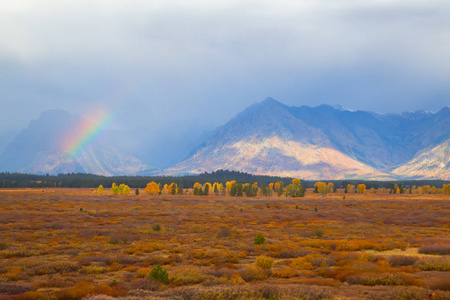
0 188 449 299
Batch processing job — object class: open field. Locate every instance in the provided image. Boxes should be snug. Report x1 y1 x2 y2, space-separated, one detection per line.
0 188 449 300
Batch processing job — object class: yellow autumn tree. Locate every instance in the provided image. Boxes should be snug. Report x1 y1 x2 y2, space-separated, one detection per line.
168 183 178 195
314 182 327 196
393 184 400 194
212 182 222 196
226 181 236 193
416 186 423 194
346 184 355 194
97 185 104 195
357 184 366 194
218 183 224 195
274 182 282 192
162 184 169 194
111 183 119 195
443 184 450 195
204 182 212 196
145 182 161 195
122 184 131 195
327 182 334 193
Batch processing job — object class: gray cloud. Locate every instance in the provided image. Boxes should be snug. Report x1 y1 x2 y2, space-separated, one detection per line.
1 0 449 135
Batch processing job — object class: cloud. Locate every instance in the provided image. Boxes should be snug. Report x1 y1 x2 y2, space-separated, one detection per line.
1 0 449 134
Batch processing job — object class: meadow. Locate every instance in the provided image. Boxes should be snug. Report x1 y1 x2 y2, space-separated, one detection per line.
0 188 449 300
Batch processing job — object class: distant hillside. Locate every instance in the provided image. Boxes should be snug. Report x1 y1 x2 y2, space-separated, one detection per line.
0 110 155 176
167 98 450 180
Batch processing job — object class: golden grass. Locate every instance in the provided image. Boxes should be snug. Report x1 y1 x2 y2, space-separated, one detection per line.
0 188 449 299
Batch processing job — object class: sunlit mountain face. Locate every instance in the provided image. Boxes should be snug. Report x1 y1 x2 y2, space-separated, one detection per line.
167 98 450 180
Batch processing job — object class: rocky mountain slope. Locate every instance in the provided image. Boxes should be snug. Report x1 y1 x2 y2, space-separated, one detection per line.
167 98 450 180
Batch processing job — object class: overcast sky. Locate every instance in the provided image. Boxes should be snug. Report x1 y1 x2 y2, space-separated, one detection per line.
1 0 450 135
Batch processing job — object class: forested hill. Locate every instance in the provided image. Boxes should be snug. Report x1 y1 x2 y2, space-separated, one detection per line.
0 170 448 189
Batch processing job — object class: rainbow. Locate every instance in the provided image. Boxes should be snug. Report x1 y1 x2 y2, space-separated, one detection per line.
62 109 114 158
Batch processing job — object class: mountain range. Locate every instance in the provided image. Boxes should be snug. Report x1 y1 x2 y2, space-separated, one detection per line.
0 98 449 180
166 98 450 180
0 110 155 176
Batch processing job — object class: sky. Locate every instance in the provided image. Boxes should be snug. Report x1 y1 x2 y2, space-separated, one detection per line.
1 0 450 136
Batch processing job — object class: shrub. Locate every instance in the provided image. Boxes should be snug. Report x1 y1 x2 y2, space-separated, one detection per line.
108 233 135 245
230 273 246 285
0 242 7 250
416 257 450 271
3 267 22 281
18 291 48 300
108 262 121 272
239 266 268 282
171 268 209 285
79 266 107 274
42 261 80 274
149 265 169 284
289 254 320 270
255 256 274 269
137 267 153 278
386 255 420 267
271 268 298 278
279 249 311 258
254 234 265 245
0 283 35 294
128 278 161 291
346 273 423 286
418 244 450 255
123 266 139 272
427 277 450 292
216 227 233 239
53 281 95 300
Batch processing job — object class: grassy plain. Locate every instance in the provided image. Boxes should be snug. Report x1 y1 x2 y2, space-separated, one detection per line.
0 188 449 300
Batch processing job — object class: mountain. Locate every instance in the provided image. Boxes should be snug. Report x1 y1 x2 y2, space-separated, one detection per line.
0 110 155 176
1 100 448 179
392 139 450 179
166 98 450 180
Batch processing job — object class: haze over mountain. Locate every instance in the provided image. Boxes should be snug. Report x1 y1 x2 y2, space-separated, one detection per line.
0 110 154 176
167 98 450 180
0 99 448 179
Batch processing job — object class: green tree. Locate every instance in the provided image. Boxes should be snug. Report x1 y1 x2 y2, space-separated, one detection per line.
149 265 169 284
229 182 237 197
214 184 219 196
254 234 265 245
236 183 244 197
204 183 210 196
260 183 268 196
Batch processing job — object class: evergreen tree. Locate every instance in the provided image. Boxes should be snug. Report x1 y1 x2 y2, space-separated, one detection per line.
236 183 244 197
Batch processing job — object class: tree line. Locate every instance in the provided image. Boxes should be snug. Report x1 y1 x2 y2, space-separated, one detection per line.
101 180 450 197
0 170 448 190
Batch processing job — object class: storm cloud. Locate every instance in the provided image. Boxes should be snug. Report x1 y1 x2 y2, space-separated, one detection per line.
1 0 449 135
